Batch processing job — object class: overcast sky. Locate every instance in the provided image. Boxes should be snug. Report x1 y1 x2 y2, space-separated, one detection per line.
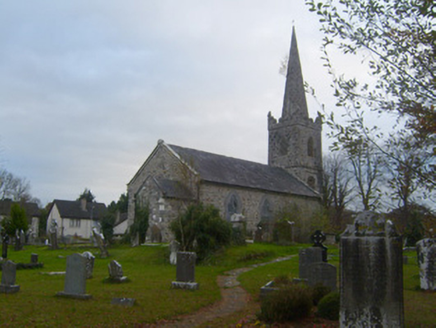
0 1 343 206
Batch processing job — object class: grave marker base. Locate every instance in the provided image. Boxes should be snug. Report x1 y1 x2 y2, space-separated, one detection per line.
0 284 20 293
171 281 199 290
56 291 92 300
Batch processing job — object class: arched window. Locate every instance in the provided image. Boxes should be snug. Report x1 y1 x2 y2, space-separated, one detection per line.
307 137 314 157
225 193 241 221
260 198 273 222
307 176 316 189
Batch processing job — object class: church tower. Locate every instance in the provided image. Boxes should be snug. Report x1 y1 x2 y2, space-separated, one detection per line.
268 27 323 193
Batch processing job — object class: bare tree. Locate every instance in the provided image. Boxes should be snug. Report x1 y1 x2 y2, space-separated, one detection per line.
0 168 33 202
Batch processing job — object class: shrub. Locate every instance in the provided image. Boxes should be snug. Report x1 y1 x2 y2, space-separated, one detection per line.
258 284 313 323
170 203 232 262
316 291 340 321
312 283 332 305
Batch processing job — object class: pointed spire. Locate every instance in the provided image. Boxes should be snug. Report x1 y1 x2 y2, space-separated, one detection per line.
281 26 308 120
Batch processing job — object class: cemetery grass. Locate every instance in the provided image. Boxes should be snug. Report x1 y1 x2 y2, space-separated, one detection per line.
0 242 302 327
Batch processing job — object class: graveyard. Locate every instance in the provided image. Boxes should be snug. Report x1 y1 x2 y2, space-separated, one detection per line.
0 241 434 327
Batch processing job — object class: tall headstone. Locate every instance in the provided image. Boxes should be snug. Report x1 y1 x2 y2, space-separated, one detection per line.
0 260 20 293
416 238 436 291
169 240 180 265
172 252 199 290
56 253 91 299
82 251 95 279
340 211 404 328
14 229 22 251
49 219 58 250
299 247 323 280
2 234 9 259
108 260 127 283
92 228 108 258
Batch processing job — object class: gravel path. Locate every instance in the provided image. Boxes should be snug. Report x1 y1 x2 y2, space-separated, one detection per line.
151 256 295 328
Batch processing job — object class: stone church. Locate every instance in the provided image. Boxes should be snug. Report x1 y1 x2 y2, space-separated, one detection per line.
127 28 322 242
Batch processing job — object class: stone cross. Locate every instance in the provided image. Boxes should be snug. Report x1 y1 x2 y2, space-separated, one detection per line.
416 238 436 291
0 260 20 293
56 253 91 299
310 230 328 262
340 211 404 328
172 252 199 290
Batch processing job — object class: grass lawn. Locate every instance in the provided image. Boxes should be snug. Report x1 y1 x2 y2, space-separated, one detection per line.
0 243 434 327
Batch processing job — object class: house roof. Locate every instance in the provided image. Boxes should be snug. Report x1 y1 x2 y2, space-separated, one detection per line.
167 144 319 198
0 200 41 218
51 200 107 220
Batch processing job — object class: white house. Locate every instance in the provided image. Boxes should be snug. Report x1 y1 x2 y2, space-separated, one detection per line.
0 200 41 238
47 198 107 240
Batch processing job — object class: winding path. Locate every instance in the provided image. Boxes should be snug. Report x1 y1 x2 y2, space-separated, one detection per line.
153 256 295 328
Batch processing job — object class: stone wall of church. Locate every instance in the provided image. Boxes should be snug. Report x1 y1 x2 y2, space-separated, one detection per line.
127 143 198 230
199 182 321 239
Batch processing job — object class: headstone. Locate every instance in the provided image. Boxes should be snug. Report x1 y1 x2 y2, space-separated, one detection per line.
56 253 91 299
169 240 180 265
299 247 323 279
14 229 22 251
340 211 404 328
82 251 95 279
30 253 38 264
111 298 136 306
108 260 128 283
0 260 20 293
306 262 337 291
416 238 436 291
2 234 9 259
172 252 199 290
49 220 59 250
92 228 108 258
20 230 26 245
311 230 328 262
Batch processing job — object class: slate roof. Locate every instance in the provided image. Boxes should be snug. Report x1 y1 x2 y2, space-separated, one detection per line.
51 200 107 220
0 200 41 217
168 144 319 198
154 178 194 200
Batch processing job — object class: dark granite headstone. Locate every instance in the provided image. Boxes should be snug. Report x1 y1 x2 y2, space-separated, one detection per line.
340 211 404 328
31 253 38 264
306 262 337 291
2 235 8 259
56 253 91 299
0 260 20 293
299 247 323 279
416 238 436 291
172 252 198 290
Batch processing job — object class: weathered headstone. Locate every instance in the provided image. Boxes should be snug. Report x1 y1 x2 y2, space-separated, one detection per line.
49 220 58 250
340 211 404 328
82 251 95 279
416 238 436 291
56 253 91 299
2 234 9 259
108 260 127 283
92 228 108 258
299 247 323 280
169 240 180 265
14 229 23 251
306 262 337 291
111 297 136 306
311 230 328 262
30 253 38 264
172 252 199 290
0 260 20 293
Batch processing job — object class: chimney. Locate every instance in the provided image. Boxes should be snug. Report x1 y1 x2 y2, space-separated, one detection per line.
80 198 87 211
